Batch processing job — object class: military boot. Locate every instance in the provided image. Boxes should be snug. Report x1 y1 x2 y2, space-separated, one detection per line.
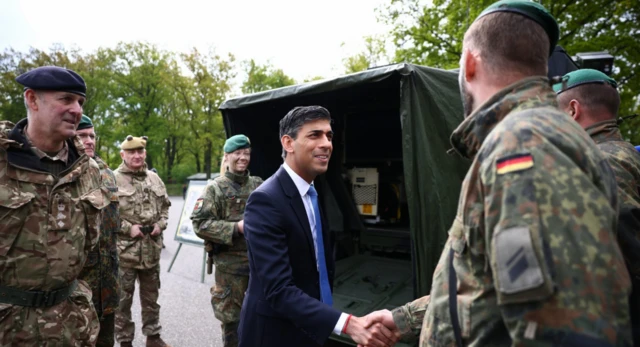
120 342 133 347
146 334 172 347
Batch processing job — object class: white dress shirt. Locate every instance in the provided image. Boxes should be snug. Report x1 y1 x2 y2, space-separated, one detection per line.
282 163 348 335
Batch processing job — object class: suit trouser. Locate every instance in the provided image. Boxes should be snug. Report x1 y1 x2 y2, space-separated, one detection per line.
115 264 162 342
211 269 249 347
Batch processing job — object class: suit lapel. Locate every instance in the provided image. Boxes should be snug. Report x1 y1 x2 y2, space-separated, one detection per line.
276 167 316 259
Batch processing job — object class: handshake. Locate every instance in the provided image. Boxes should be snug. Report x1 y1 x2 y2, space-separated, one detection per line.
344 309 401 347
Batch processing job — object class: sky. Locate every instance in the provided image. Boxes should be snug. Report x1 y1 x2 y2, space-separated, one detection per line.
0 0 393 85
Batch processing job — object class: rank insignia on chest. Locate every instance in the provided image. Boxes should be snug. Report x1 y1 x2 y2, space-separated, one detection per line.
193 198 204 213
496 153 534 175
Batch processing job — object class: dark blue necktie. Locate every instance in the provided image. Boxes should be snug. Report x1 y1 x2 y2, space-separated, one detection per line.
307 185 333 306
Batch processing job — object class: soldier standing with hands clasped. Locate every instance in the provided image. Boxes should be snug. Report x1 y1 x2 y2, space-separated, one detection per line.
114 135 172 347
191 135 263 347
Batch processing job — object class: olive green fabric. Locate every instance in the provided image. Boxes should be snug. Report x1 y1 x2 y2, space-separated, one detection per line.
219 63 468 296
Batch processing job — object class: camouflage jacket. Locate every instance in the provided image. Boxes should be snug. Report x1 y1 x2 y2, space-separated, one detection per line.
114 162 170 269
0 119 108 345
78 156 121 316
587 120 640 279
392 78 632 346
191 171 263 275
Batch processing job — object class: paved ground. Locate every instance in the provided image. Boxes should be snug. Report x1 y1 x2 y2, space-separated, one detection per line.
127 196 221 347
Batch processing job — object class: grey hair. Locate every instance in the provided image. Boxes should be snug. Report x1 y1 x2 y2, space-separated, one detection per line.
279 106 331 159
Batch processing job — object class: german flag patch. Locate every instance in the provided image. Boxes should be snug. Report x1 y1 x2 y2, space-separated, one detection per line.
193 198 204 213
496 153 534 175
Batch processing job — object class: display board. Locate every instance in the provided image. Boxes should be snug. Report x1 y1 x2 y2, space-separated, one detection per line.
174 180 208 246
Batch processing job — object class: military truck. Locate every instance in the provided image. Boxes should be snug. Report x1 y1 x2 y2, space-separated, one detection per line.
219 63 469 346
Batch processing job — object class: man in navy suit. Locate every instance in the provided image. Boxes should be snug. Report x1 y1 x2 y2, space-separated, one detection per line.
238 106 397 347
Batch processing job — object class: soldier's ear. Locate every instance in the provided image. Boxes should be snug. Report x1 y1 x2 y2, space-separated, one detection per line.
569 99 581 121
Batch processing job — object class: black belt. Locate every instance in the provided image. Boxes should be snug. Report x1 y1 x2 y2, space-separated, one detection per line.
0 280 78 307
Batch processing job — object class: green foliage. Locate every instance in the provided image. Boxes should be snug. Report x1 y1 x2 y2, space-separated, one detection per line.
379 0 640 143
0 42 239 182
342 35 392 74
241 59 296 94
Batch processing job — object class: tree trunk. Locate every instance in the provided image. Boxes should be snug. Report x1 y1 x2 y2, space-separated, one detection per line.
204 139 212 179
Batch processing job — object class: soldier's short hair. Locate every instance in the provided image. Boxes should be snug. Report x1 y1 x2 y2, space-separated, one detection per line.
279 106 332 159
558 83 621 116
465 11 549 78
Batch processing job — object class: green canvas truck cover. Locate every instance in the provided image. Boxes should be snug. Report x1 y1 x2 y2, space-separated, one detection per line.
220 63 469 299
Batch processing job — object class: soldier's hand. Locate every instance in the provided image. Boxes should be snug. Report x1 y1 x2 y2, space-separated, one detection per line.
237 220 244 234
130 225 144 238
151 223 161 236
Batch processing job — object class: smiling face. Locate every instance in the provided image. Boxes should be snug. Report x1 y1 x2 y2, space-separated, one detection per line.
282 118 333 183
26 89 85 141
226 148 251 174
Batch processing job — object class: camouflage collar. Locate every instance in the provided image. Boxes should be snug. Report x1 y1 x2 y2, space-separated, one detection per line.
225 170 249 185
450 77 557 159
94 156 109 170
585 119 623 144
117 161 148 176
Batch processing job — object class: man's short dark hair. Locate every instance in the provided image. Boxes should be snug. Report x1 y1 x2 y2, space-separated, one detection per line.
465 12 549 78
558 83 621 117
279 106 331 159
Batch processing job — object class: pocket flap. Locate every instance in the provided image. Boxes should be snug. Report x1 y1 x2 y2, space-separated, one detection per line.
0 187 34 209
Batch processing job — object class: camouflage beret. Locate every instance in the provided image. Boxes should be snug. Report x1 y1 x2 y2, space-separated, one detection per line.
476 0 559 56
77 115 94 130
224 134 251 153
553 69 617 94
120 135 148 150
16 66 86 97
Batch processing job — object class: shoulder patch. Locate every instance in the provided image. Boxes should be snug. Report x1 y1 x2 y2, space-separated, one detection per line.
496 153 534 175
495 226 544 294
193 198 204 213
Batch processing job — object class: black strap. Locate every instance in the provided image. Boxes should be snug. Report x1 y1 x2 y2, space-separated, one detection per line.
449 247 464 347
0 280 78 307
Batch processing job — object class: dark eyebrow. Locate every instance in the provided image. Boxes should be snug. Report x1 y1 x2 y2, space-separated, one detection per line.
307 129 334 136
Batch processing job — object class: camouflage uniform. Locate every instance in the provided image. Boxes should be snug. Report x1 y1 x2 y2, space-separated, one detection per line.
113 162 170 343
0 119 108 346
392 78 632 346
586 119 640 344
78 156 121 347
191 170 263 347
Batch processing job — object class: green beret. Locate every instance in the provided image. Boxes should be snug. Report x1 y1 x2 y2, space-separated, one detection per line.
77 114 94 130
224 134 251 153
476 0 559 56
16 66 87 97
120 135 147 150
553 69 617 94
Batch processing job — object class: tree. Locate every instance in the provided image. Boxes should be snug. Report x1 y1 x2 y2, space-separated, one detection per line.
110 42 177 172
342 35 392 74
380 0 640 142
174 48 235 179
241 60 295 94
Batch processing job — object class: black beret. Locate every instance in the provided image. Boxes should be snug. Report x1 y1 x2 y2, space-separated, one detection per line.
16 66 86 97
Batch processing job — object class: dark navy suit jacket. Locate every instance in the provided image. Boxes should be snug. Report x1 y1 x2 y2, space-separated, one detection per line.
238 166 341 347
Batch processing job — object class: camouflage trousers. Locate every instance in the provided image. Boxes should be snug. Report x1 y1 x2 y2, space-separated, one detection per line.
96 313 115 347
115 265 162 342
0 280 99 346
211 270 248 347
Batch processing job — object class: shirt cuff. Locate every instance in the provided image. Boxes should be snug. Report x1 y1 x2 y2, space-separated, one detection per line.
333 312 349 335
